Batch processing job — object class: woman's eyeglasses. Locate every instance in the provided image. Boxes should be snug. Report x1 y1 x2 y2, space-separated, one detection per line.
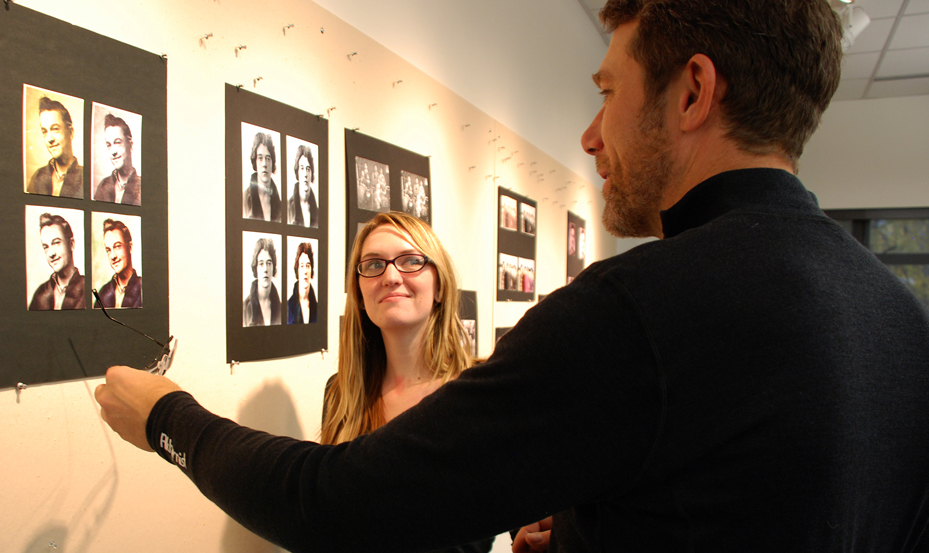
356 254 431 278
92 289 177 376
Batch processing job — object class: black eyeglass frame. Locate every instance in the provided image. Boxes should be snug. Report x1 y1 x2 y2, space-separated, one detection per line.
92 288 178 376
356 254 432 278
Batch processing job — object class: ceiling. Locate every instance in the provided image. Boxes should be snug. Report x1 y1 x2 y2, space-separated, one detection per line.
576 0 929 101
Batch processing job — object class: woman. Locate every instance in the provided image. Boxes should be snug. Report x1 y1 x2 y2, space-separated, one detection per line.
287 241 318 324
288 145 319 228
321 212 492 553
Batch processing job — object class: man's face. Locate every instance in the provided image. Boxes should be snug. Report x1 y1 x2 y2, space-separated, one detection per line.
39 109 73 162
104 229 131 276
105 125 131 172
256 143 272 186
40 224 73 275
256 248 273 289
582 21 674 239
298 155 312 198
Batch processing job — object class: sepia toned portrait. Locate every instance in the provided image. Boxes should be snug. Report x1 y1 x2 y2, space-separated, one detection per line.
286 237 319 324
23 85 84 199
500 195 517 231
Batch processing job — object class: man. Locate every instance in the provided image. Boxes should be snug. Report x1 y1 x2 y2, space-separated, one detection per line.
94 114 141 205
243 237 281 326
27 97 83 199
29 213 85 310
96 2 929 552
93 218 142 309
243 132 281 222
287 145 319 228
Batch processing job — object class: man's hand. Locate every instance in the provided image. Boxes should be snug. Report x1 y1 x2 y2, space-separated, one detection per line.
513 516 552 553
95 365 182 451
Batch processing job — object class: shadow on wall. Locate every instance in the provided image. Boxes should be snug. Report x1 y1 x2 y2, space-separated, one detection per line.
221 378 306 553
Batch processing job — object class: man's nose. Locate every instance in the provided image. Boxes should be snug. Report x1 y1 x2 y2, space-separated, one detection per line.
581 106 604 156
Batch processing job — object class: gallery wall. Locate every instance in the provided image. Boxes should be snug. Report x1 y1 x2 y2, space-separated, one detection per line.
0 1 610 552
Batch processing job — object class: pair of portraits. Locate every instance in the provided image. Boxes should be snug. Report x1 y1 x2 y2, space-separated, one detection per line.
241 122 319 228
23 84 142 205
241 231 319 327
24 206 143 311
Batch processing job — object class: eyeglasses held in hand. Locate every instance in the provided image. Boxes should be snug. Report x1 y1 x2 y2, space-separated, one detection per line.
92 288 178 376
356 254 431 278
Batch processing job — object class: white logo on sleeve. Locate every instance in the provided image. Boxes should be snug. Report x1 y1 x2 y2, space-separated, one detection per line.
160 433 187 468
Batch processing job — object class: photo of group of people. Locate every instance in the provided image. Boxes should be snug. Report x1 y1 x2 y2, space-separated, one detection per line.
240 232 319 328
497 188 537 301
355 156 391 213
498 253 535 293
23 85 143 206
401 170 430 222
241 123 320 229
24 206 143 311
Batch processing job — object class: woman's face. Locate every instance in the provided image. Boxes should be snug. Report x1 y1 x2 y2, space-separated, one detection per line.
358 225 438 334
297 252 311 293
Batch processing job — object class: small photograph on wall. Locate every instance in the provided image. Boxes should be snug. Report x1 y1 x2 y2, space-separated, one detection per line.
578 226 586 260
242 122 282 222
520 203 536 235
286 136 319 228
462 319 477 357
22 84 84 199
500 194 518 231
24 205 86 311
355 156 390 213
90 212 143 309
458 290 478 357
91 102 142 206
499 253 519 291
567 211 587 286
518 257 535 293
568 222 577 256
242 231 282 327
401 170 430 222
285 236 319 324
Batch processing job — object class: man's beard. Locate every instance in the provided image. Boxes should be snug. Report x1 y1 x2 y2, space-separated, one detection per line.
601 98 674 239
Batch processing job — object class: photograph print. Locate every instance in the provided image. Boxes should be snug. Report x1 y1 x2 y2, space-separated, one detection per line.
91 103 142 206
286 136 319 228
499 252 519 292
518 257 535 293
286 236 319 324
24 205 86 311
355 156 390 213
520 203 536 235
23 84 84 199
90 212 143 309
400 170 430 222
242 231 283 327
242 122 282 222
500 194 518 231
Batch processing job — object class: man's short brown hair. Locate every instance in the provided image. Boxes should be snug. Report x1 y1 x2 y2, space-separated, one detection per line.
600 0 842 164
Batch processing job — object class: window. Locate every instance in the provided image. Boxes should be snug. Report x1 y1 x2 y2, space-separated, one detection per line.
825 208 929 307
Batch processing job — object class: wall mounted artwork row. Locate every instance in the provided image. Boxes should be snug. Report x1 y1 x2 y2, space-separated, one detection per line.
0 5 168 390
497 187 537 302
224 85 330 364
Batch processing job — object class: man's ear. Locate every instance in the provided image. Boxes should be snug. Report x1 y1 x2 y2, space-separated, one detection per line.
676 53 719 133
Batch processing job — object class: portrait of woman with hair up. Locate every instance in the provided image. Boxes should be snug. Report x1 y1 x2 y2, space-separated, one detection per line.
321 212 493 553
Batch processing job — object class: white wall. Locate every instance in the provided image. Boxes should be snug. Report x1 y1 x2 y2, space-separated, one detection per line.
0 1 607 552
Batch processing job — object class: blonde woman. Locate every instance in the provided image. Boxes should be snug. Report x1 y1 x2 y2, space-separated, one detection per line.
322 212 492 553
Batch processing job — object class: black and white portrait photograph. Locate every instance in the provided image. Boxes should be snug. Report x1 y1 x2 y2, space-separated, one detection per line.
462 319 477 357
499 253 519 291
520 203 536 235
286 237 319 325
91 103 142 206
355 156 390 213
24 205 86 311
242 122 282 222
242 231 282 327
518 257 535 293
568 222 577 256
500 194 518 231
286 136 319 228
23 85 84 199
578 226 586 260
400 170 430 222
91 212 143 309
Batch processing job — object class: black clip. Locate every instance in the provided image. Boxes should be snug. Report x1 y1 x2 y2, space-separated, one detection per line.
5 0 11 12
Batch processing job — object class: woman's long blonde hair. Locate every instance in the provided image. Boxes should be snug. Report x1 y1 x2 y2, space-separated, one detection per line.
321 212 472 444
